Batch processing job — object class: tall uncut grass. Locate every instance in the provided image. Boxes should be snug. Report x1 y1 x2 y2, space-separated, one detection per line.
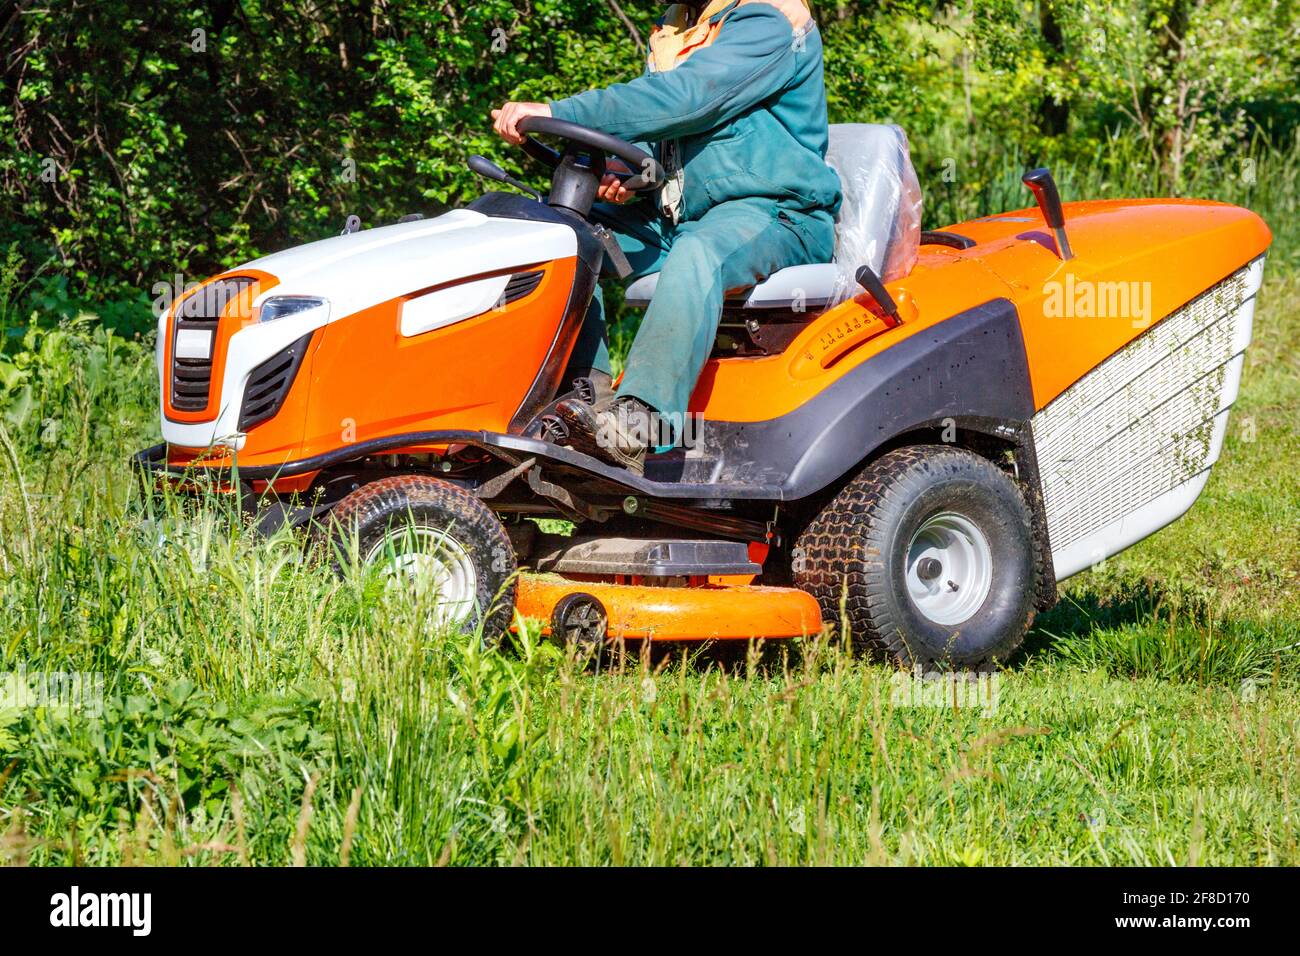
0 133 1297 866
919 128 1300 272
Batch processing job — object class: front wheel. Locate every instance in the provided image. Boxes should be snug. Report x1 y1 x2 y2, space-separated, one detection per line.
794 446 1038 669
325 475 517 641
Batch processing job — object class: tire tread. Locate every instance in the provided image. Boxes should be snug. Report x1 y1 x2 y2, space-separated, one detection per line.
795 445 1037 668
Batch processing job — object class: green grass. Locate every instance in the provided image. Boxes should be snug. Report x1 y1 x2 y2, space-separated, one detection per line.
1 142 1298 867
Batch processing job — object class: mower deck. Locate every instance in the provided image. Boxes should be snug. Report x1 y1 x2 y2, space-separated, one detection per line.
515 573 823 643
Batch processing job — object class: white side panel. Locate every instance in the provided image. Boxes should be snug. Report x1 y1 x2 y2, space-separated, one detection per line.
1033 257 1264 581
155 312 167 386
160 302 331 450
399 274 511 338
241 209 486 276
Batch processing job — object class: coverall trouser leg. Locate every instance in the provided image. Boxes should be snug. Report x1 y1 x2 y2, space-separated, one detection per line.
568 197 827 449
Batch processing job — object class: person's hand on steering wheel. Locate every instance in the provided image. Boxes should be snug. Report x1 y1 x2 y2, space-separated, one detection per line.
598 160 634 204
492 102 552 145
494 103 640 204
487 111 664 213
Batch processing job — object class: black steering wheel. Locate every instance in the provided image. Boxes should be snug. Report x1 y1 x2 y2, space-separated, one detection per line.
518 116 664 193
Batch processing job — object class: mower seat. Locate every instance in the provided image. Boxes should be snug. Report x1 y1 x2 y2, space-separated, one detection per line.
623 262 841 310
622 124 922 311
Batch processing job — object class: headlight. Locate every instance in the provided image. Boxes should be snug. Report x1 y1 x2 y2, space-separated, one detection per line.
256 296 329 323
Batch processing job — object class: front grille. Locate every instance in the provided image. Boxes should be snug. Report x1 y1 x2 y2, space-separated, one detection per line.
502 269 544 305
239 332 314 430
169 277 254 412
171 353 215 411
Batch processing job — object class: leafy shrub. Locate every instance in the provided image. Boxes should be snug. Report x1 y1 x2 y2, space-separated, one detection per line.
3 2 1298 301
1 248 156 458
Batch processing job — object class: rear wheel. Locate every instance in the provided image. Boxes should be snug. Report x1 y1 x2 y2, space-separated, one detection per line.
794 445 1037 669
325 475 517 641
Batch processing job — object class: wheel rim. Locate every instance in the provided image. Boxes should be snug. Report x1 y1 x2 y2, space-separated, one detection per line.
904 511 993 626
365 525 479 626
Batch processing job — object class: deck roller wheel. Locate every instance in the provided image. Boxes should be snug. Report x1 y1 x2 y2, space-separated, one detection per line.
550 592 608 650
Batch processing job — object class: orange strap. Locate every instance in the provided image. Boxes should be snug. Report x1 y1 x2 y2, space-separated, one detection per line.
648 1 736 73
648 2 814 73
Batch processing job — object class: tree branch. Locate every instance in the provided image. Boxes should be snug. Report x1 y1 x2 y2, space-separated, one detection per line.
605 0 645 53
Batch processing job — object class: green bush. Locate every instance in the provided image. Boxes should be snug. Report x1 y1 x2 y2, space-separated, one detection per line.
3 2 1297 301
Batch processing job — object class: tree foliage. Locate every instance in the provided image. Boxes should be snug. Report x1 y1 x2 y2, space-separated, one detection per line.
1 0 1296 308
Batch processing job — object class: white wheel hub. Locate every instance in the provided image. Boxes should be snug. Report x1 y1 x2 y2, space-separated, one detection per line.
904 512 993 626
366 525 479 626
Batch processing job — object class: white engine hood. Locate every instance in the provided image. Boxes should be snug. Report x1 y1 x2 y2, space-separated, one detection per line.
241 208 577 322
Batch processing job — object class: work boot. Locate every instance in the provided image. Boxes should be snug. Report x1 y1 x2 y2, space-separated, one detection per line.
554 396 650 476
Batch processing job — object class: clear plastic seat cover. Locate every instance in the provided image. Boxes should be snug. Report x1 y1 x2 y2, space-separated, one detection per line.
623 124 922 310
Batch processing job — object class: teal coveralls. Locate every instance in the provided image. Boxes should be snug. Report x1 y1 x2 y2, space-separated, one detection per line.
549 2 842 447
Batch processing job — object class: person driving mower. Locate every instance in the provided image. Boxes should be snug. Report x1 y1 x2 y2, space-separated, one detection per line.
493 0 842 474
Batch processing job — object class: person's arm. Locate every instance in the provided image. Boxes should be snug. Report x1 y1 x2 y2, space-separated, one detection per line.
549 6 798 143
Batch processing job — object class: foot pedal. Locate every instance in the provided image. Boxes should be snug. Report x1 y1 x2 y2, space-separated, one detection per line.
571 377 597 405
536 414 569 444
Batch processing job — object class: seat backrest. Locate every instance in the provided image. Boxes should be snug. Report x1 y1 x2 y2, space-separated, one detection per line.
823 123 923 305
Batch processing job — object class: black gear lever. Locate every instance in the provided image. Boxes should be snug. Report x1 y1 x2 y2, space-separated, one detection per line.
468 155 542 201
1022 167 1074 260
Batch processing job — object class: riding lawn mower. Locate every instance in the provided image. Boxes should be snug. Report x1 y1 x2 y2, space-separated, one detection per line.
134 117 1272 668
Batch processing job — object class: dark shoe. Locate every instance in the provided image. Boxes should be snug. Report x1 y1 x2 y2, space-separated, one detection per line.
554 397 649 475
